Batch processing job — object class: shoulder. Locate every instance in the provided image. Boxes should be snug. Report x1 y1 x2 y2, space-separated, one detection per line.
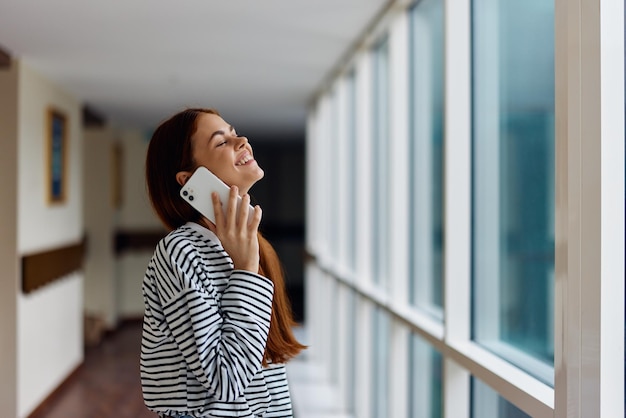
156 223 220 260
146 224 225 285
145 224 227 302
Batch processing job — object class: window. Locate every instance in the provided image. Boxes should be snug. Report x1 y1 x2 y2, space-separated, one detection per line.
471 0 555 384
371 307 390 416
408 0 445 319
347 289 357 412
346 70 358 272
305 1 624 417
371 37 390 286
330 278 340 384
328 90 340 262
409 333 442 418
472 378 531 418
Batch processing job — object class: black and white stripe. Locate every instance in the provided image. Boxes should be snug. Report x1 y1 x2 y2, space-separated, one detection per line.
140 222 293 417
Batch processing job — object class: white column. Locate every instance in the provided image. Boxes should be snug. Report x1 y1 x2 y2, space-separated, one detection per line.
387 6 410 305
443 0 472 416
354 52 374 286
387 9 411 418
554 0 625 416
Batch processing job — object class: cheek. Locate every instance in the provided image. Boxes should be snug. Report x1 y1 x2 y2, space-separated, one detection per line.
195 151 223 172
204 157 237 184
207 166 232 185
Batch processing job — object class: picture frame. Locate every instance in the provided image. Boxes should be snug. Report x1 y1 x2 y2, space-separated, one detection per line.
47 108 68 204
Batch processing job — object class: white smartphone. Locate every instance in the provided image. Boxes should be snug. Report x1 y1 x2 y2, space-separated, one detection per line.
180 166 254 224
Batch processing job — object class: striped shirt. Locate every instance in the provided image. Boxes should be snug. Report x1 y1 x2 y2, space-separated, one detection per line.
140 222 293 417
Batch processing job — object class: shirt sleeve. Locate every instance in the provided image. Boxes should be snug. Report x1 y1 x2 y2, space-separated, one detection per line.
153 235 274 402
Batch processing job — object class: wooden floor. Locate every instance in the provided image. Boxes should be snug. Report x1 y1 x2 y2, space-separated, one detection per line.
30 321 158 418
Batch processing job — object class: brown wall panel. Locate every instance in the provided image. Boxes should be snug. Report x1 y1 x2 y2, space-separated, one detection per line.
22 240 86 294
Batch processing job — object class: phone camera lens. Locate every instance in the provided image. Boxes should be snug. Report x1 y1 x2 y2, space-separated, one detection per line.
189 195 194 201
182 190 188 196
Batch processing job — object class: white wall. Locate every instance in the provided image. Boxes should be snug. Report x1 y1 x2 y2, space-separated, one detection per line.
17 274 83 417
83 127 118 327
117 130 160 230
16 61 84 418
117 130 163 318
83 127 163 324
0 62 19 418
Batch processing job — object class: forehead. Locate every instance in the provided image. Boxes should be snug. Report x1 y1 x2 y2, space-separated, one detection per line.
193 113 229 138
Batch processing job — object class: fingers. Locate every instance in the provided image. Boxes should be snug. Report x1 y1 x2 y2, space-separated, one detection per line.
213 186 261 230
237 193 251 227
212 191 224 227
226 186 238 228
248 204 262 232
210 187 262 272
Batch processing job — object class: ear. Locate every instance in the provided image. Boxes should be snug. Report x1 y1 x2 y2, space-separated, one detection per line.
176 171 192 187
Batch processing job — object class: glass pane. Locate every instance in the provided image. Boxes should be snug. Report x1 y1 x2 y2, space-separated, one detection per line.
472 378 531 418
330 278 339 384
409 333 443 418
347 289 357 413
371 307 390 417
346 70 358 272
408 0 445 319
372 37 390 285
471 0 555 384
329 91 340 261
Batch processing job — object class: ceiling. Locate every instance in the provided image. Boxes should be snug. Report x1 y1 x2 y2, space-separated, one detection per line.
0 0 388 139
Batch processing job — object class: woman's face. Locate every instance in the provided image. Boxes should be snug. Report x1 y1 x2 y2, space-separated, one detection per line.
187 112 264 195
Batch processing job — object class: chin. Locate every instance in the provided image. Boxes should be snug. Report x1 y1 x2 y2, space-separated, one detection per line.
241 171 264 194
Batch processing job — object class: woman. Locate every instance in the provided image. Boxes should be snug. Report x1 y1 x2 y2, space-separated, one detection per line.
141 108 305 418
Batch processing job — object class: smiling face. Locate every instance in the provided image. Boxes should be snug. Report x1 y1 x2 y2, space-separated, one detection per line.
182 112 264 195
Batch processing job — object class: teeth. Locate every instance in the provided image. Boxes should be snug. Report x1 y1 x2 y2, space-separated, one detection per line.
236 155 251 166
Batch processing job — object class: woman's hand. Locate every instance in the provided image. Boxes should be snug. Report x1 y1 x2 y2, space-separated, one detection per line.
211 185 262 273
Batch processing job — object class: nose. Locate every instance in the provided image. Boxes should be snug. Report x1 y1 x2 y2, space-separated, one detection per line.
235 135 248 149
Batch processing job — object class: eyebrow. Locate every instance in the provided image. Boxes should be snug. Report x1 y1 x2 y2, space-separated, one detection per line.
209 125 235 142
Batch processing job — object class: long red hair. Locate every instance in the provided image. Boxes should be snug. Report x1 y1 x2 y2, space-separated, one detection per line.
145 108 305 365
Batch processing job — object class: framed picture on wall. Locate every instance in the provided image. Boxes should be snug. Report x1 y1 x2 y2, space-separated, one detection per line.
47 107 68 204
